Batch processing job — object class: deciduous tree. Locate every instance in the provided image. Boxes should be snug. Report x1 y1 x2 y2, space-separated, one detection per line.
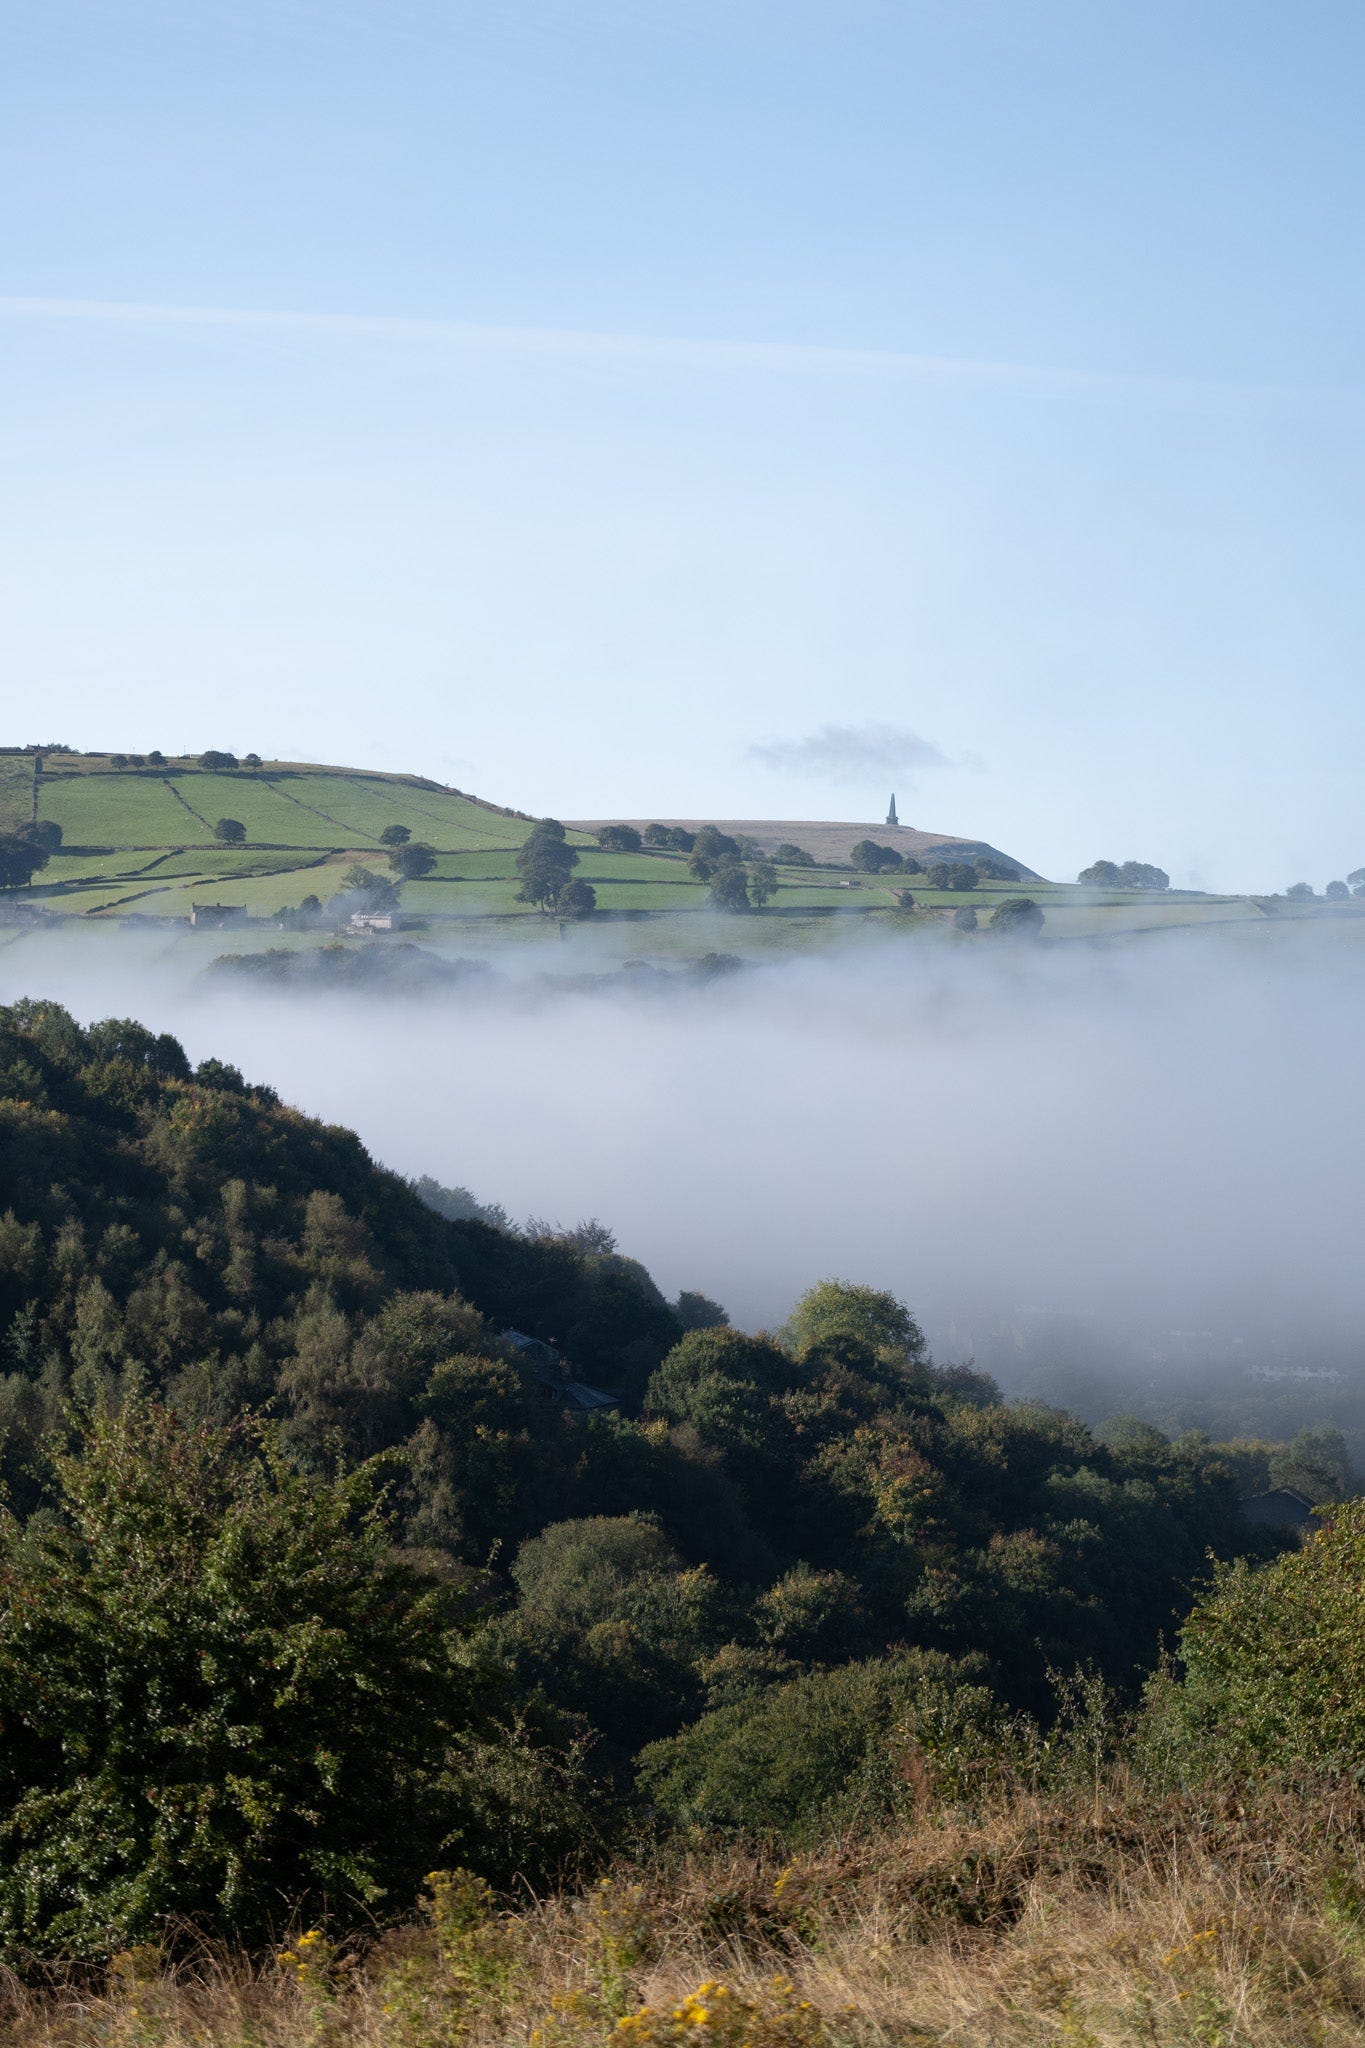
708 864 751 913
850 840 902 873
515 819 579 909
556 877 597 920
0 1398 478 1956
0 837 48 889
990 896 1045 937
389 840 437 880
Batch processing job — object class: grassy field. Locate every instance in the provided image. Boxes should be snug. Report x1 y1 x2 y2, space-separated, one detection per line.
0 755 35 834
7 751 1362 950
39 773 218 847
7 1786 1365 2047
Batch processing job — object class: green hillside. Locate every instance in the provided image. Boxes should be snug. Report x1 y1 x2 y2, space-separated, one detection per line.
4 748 1362 942
20 751 578 921
0 755 34 836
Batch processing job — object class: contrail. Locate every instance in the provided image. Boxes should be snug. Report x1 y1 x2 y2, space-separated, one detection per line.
0 293 1302 411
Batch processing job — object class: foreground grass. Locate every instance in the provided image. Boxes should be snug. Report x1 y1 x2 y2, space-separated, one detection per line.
10 1789 1365 2046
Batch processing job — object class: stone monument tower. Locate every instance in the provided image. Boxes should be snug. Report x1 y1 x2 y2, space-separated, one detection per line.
886 793 899 827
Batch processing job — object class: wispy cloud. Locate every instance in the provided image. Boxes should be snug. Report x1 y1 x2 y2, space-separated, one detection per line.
0 294 1298 410
747 722 953 785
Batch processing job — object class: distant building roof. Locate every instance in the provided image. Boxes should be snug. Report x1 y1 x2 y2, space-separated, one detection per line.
190 902 248 926
502 1327 618 1412
1242 1487 1316 1530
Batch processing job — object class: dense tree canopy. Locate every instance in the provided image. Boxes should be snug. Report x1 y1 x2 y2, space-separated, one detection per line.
0 999 1294 1955
0 1399 481 1956
1147 1498 1365 1789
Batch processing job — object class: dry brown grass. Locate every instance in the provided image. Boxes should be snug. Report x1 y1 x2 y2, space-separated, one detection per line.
7 1789 1365 2046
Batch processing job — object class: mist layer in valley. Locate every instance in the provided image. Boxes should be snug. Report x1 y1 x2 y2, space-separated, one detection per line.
2 917 1362 1435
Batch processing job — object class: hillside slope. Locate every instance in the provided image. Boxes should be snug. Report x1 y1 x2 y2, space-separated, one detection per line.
3 750 1046 924
569 815 1043 877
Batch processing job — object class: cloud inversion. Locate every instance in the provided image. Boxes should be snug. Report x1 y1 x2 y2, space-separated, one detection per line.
746 721 951 784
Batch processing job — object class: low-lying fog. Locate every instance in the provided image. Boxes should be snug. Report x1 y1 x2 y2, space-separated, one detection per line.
3 919 1362 1395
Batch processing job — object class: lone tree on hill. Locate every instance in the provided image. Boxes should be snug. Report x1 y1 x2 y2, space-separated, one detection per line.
1286 882 1315 900
379 823 411 847
515 818 580 911
1325 879 1350 900
597 824 643 852
199 750 237 771
1078 860 1122 886
676 1290 730 1331
555 877 597 920
1119 861 1170 891
709 863 751 914
0 837 49 891
784 1279 928 1382
17 820 61 854
926 861 978 891
213 818 246 845
850 839 902 874
389 841 437 881
340 864 399 903
746 859 777 907
990 896 1045 938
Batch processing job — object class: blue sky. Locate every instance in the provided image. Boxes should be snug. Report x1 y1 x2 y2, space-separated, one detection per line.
3 0 1363 889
